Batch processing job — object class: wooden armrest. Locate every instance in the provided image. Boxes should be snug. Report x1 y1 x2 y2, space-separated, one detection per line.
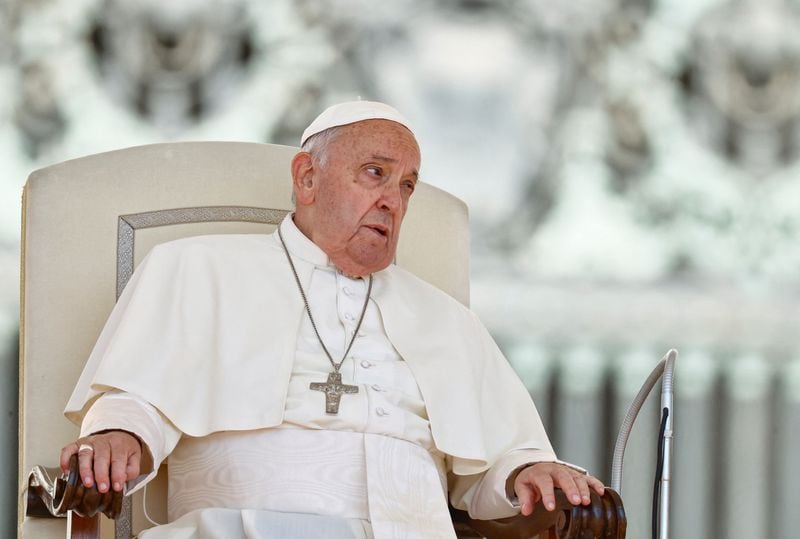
450 487 626 538
26 454 124 519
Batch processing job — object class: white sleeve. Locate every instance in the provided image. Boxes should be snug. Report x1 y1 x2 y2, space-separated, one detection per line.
80 390 182 494
449 449 587 520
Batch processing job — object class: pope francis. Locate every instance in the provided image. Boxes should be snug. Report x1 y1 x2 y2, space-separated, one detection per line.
60 101 604 538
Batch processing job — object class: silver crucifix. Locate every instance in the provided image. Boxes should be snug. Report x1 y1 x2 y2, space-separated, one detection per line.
310 371 359 414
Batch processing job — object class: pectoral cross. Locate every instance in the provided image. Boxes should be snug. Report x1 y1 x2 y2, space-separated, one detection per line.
310 371 359 415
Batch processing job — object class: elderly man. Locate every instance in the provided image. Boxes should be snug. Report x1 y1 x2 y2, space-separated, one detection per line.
61 101 604 538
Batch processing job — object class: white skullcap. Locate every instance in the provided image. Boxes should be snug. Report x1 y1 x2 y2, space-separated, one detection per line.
301 100 415 146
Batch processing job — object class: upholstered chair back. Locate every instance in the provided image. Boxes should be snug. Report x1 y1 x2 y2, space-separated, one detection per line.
19 141 469 537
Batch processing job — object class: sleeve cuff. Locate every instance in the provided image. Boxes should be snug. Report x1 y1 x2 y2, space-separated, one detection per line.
80 391 178 494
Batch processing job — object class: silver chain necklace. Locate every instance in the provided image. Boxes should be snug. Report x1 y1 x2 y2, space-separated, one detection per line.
278 224 372 415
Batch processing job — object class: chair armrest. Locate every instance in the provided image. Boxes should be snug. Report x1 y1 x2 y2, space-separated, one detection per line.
27 457 626 537
26 454 124 519
450 487 626 538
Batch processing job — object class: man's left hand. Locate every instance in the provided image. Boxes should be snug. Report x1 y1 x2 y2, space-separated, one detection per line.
513 462 605 515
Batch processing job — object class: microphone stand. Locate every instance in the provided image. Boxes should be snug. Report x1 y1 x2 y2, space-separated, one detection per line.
610 349 677 539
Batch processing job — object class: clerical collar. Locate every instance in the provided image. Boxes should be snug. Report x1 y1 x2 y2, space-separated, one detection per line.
277 213 333 269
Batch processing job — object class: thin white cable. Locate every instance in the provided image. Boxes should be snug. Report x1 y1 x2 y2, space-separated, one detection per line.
141 482 164 527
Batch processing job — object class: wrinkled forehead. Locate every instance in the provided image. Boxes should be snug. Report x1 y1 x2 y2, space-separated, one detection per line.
337 120 421 165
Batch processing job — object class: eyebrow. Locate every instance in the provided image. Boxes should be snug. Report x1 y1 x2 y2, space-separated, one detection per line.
370 155 419 180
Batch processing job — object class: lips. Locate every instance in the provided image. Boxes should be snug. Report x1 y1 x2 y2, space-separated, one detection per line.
364 224 389 237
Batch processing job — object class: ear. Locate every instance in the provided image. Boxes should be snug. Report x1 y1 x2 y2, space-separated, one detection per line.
291 152 316 206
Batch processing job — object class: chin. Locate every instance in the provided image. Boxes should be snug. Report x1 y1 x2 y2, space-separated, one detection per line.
338 254 394 277
367 260 393 273
358 259 393 275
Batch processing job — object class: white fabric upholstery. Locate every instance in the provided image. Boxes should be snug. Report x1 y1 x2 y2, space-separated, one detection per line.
18 141 469 537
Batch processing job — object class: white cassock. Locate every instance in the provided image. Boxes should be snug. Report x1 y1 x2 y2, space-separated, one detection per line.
65 214 573 538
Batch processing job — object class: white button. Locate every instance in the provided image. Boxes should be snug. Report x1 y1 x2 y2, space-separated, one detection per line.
344 313 355 322
360 360 372 368
376 407 389 417
371 384 383 392
342 286 354 297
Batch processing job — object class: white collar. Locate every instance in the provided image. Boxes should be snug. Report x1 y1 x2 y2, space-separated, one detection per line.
278 213 334 269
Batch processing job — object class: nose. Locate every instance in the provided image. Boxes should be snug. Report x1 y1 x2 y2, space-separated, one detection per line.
377 181 402 213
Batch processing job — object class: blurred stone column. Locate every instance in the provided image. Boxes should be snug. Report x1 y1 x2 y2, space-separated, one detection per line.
555 346 605 477
0 311 18 538
613 348 659 539
722 355 772 539
671 350 717 539
774 356 800 538
506 341 555 433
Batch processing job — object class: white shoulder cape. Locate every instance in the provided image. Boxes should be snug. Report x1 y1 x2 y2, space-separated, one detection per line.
65 232 555 476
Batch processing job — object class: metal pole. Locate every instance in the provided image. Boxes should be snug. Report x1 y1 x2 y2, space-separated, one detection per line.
610 349 678 539
658 350 676 539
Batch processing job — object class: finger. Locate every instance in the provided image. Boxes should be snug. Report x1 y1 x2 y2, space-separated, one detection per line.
77 443 95 488
109 448 129 492
575 475 592 505
534 473 557 512
92 441 112 493
587 474 606 496
556 470 582 505
126 451 141 482
516 482 536 516
60 441 79 473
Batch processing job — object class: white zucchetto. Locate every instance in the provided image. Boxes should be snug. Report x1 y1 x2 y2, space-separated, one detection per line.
301 100 415 146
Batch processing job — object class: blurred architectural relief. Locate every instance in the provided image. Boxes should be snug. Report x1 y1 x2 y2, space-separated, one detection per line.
3 1 800 537
87 0 256 131
687 0 800 173
14 63 67 159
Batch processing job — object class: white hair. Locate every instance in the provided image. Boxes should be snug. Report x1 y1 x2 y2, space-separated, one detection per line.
300 125 344 167
292 125 344 204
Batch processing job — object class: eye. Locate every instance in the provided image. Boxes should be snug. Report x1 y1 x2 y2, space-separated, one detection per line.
402 180 416 193
365 166 383 177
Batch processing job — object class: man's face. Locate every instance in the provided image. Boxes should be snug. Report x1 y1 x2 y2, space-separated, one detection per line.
293 119 421 277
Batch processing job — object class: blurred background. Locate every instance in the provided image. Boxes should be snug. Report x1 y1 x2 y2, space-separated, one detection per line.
3 0 800 537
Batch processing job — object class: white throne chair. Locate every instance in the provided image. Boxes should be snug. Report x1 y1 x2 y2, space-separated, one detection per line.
18 141 624 538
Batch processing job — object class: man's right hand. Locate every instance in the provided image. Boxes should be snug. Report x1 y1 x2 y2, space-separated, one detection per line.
60 431 142 494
